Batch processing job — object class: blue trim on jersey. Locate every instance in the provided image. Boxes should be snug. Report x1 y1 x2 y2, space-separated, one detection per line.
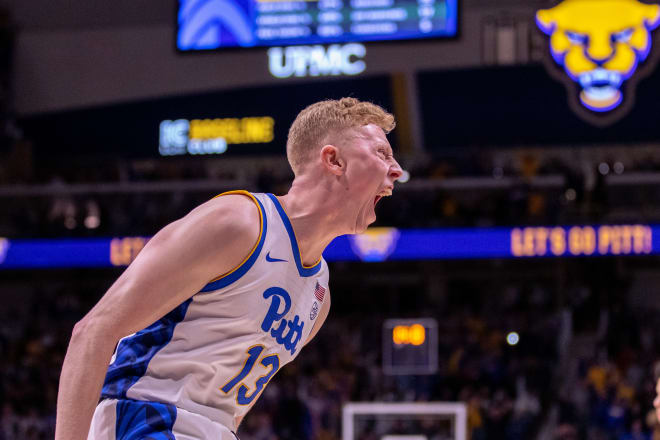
266 193 322 277
198 194 268 292
115 399 177 440
101 299 193 399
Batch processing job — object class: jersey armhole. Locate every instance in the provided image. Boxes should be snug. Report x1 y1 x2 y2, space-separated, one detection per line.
198 190 267 293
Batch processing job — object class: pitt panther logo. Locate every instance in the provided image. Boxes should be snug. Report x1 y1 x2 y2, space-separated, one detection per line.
261 287 304 355
349 227 400 262
536 0 660 124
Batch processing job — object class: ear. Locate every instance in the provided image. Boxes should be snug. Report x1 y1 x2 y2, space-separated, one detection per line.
536 9 556 35
643 3 660 29
320 144 344 176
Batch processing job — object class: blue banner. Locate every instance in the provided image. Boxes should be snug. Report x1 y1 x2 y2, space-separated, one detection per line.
0 224 656 269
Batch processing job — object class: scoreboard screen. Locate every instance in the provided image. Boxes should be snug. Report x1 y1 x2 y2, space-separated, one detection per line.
177 0 458 51
383 318 438 375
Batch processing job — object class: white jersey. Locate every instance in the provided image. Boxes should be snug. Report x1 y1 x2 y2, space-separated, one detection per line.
99 191 330 434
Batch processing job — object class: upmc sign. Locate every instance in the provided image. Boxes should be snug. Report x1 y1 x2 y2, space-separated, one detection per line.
267 43 367 78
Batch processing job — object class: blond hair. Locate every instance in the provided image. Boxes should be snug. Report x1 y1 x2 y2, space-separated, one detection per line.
286 97 395 175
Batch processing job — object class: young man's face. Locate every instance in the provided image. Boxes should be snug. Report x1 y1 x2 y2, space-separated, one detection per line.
339 124 402 233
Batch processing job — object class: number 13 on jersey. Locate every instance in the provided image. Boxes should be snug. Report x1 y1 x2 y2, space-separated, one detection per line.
221 345 280 405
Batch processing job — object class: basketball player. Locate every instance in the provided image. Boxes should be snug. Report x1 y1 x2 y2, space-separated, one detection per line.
55 97 403 440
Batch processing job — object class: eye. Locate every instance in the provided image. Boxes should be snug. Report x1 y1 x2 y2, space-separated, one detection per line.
611 28 634 43
565 30 588 45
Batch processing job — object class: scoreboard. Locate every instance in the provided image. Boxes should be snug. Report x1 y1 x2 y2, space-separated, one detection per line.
177 0 458 51
383 318 438 375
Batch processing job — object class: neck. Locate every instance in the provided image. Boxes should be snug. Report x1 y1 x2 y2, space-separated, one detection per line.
275 175 352 267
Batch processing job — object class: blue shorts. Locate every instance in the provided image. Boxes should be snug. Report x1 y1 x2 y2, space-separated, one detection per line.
88 399 237 440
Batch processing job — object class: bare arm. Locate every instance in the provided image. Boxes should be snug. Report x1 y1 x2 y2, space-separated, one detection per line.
55 195 260 440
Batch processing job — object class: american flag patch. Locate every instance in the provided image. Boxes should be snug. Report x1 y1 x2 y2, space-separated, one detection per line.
314 282 326 302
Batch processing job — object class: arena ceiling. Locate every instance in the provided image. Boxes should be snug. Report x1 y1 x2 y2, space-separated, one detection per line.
1 0 170 31
1 0 550 31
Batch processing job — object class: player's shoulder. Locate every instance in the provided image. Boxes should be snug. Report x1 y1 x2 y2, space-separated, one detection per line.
179 191 261 242
207 191 261 219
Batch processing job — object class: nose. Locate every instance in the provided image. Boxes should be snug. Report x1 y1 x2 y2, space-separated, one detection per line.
654 394 660 409
389 157 404 181
585 34 614 65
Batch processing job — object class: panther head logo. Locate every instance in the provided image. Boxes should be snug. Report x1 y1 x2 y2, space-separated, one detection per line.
536 0 660 114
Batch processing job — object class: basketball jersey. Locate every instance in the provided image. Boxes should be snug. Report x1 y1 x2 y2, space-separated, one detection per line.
100 191 330 432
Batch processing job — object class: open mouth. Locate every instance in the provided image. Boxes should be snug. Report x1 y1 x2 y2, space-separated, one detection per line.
578 68 624 111
374 188 392 206
374 186 393 207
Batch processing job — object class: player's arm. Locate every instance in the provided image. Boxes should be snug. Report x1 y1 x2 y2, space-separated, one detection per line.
305 290 331 345
55 195 260 440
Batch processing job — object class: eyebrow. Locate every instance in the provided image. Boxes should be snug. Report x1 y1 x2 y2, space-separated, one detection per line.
375 143 393 154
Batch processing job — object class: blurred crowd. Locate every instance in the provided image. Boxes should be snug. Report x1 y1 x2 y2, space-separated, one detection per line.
3 149 660 238
554 309 660 440
3 145 660 440
1 267 659 440
0 274 555 440
244 300 556 440
0 282 97 439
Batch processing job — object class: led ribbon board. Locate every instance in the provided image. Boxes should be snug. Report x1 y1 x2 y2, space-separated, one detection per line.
0 225 656 269
159 116 275 156
536 0 660 126
177 0 457 51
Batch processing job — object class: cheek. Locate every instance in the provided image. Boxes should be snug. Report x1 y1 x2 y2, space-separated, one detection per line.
629 28 650 52
352 159 388 183
550 32 571 54
565 48 597 76
374 157 390 175
604 45 637 76
347 168 376 194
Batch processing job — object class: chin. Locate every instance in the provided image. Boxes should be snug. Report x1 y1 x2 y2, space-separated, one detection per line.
353 217 374 234
355 224 369 234
352 207 377 234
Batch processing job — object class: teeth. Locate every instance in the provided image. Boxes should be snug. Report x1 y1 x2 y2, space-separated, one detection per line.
579 69 623 88
579 73 592 87
593 69 608 81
